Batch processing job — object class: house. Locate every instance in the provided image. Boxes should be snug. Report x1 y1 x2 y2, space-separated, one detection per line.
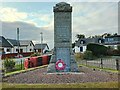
104 35 120 49
19 40 34 53
75 37 104 53
0 36 13 54
74 34 120 53
34 43 49 54
7 39 34 53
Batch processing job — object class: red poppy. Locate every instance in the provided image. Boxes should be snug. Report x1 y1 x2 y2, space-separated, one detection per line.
55 59 66 70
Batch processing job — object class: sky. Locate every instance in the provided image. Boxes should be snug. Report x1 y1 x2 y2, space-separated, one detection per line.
0 0 119 49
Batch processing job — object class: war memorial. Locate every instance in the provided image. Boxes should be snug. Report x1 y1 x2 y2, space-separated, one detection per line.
47 2 79 73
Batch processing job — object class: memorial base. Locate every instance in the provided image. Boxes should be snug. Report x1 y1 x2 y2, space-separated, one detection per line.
47 54 79 73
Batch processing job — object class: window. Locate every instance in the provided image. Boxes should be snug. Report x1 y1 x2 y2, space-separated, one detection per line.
30 43 32 46
20 49 23 53
80 47 83 52
30 49 32 51
108 38 114 42
99 40 102 43
7 49 10 52
16 49 19 52
16 49 18 51
80 40 85 44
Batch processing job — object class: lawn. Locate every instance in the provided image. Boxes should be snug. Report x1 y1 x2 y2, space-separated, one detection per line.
2 82 119 88
79 64 119 73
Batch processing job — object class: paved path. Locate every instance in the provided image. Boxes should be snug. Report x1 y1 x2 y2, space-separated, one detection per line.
3 66 118 84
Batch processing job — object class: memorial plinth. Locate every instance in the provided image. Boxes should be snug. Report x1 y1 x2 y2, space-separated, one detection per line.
47 2 79 73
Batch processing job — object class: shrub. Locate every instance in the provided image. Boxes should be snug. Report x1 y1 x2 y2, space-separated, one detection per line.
83 50 93 60
117 45 120 51
87 43 108 57
107 49 120 56
74 52 84 60
3 58 15 71
30 52 40 57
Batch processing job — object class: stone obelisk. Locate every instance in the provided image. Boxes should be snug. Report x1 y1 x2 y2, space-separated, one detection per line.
47 2 79 73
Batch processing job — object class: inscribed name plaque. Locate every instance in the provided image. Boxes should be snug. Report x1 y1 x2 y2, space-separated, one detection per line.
47 2 79 73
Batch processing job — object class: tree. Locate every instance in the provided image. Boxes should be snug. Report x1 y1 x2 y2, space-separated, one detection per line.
117 45 120 51
113 33 117 36
76 34 85 39
83 50 93 60
102 33 111 37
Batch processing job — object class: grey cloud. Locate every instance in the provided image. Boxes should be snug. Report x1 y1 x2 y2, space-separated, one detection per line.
72 2 118 39
1 21 54 49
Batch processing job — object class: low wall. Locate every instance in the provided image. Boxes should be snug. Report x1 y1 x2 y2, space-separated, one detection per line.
1 52 34 59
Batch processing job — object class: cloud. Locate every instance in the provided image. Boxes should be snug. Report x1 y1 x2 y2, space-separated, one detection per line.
1 0 120 2
71 2 118 41
1 21 54 49
1 2 118 48
0 7 28 22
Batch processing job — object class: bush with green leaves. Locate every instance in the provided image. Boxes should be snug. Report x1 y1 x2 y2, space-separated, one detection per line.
3 58 15 71
83 50 94 60
117 45 120 51
87 43 108 57
75 52 84 60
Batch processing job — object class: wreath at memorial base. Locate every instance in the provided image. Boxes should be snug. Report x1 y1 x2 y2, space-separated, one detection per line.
55 59 66 70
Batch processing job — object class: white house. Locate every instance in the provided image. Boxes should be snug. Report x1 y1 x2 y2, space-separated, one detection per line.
74 35 120 53
7 39 34 53
19 40 34 53
75 37 104 53
0 36 13 54
104 35 120 50
34 43 49 54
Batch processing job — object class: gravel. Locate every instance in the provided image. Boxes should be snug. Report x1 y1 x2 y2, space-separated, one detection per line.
2 66 118 84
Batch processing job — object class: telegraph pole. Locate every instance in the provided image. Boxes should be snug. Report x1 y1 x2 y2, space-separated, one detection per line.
17 28 20 57
40 32 43 55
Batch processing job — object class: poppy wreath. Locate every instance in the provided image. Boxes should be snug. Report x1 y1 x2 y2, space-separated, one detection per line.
55 59 66 70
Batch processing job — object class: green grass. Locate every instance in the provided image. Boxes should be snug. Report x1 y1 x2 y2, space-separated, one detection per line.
4 64 24 73
15 64 24 70
5 65 48 76
2 82 118 88
79 64 119 73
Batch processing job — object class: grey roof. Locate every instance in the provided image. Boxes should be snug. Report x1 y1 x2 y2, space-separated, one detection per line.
7 39 34 46
20 40 34 46
104 35 120 45
75 37 104 46
7 39 19 46
0 36 13 47
34 43 49 49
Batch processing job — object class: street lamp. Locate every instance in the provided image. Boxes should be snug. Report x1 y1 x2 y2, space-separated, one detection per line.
17 28 20 57
40 32 43 55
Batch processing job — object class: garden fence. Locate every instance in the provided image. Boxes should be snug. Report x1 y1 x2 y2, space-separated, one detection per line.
78 58 120 70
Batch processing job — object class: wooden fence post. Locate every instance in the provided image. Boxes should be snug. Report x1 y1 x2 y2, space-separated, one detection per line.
86 59 87 66
21 59 22 70
116 59 119 70
101 58 103 69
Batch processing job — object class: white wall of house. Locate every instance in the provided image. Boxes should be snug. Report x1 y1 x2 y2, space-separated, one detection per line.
75 46 86 53
10 42 34 53
43 46 49 53
82 46 87 52
26 43 34 52
105 45 118 50
20 46 27 52
11 46 18 53
75 46 80 53
4 47 12 54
